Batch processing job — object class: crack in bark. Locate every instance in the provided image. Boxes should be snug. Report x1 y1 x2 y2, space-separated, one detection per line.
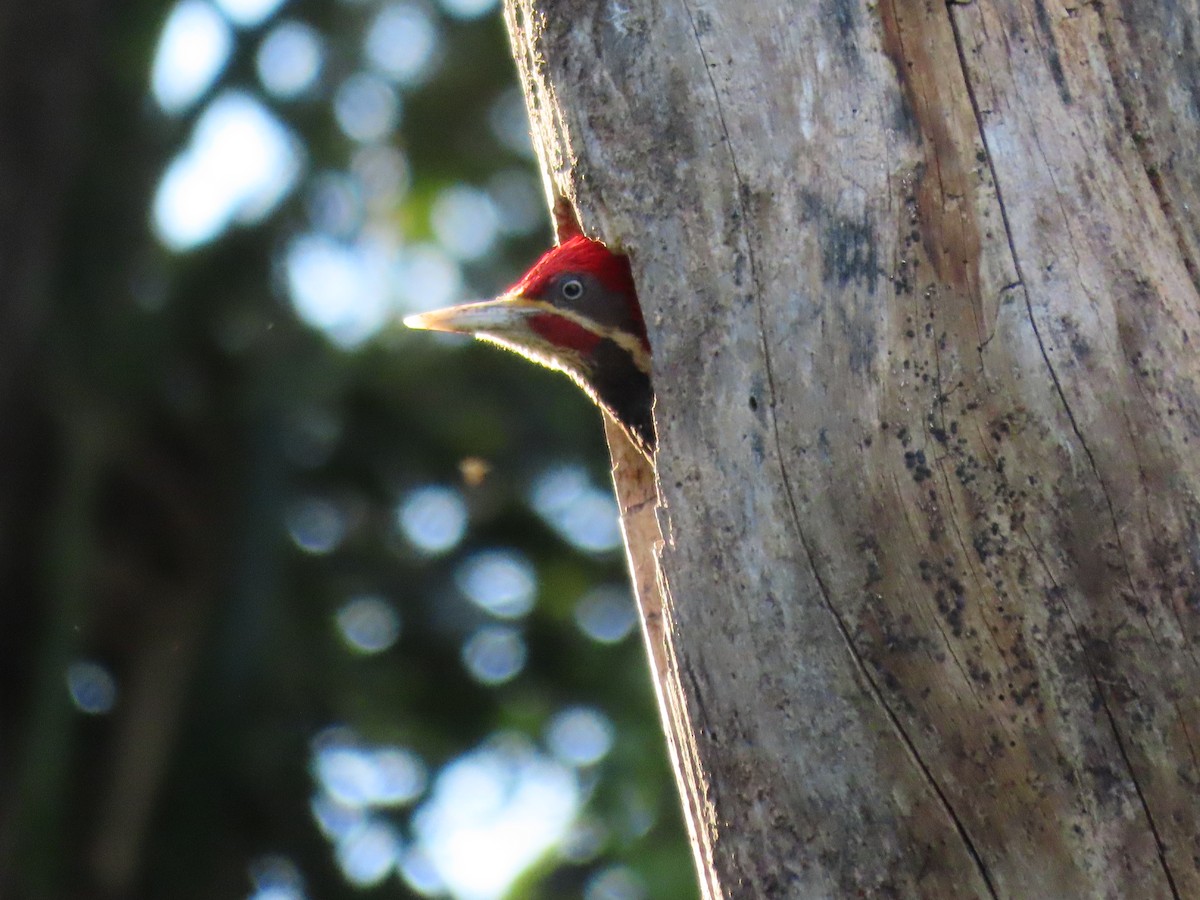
1084 2 1200 671
946 9 1182 897
996 19 1147 618
890 468 987 707
1025 527 1182 900
1179 713 1200 784
924 281 1016 677
933 457 1016 694
1114 402 1199 663
678 3 999 895
1088 0 1200 300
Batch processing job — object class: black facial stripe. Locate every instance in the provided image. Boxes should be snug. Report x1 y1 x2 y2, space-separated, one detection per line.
588 337 656 454
547 273 638 333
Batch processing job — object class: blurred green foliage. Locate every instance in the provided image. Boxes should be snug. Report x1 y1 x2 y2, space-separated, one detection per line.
0 1 696 897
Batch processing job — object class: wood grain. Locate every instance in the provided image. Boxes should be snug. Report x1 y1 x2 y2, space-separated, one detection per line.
506 0 1200 895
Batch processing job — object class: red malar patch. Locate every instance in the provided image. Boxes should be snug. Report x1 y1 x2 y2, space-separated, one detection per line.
529 313 602 356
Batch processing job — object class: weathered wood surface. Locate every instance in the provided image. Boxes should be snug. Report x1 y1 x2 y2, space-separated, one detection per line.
506 0 1200 896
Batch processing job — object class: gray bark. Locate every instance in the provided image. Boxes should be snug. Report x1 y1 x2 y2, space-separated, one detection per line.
506 0 1200 897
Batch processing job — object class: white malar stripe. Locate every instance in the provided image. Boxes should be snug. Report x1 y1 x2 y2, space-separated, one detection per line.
518 300 652 376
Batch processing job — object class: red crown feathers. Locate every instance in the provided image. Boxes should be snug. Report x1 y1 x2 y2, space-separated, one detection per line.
511 235 646 346
513 235 637 301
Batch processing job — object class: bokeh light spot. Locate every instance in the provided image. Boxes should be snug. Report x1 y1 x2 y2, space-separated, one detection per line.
66 660 118 715
306 171 365 238
350 144 410 207
618 785 657 839
488 87 535 158
396 485 467 556
248 884 304 900
456 550 536 618
558 816 607 864
335 820 399 887
529 465 622 553
247 856 305 900
371 748 428 805
462 625 526 685
397 846 445 896
412 735 579 900
214 0 286 27
312 792 365 842
585 865 648 900
336 595 402 654
285 232 391 348
546 706 614 767
151 0 232 114
431 184 499 262
438 0 500 20
395 244 463 316
314 732 428 808
316 747 378 808
334 73 400 143
530 463 588 508
487 169 544 237
286 496 347 555
365 4 439 85
257 21 324 98
153 91 302 251
573 585 637 644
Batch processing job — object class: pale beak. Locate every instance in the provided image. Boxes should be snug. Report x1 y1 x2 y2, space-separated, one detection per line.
403 295 537 337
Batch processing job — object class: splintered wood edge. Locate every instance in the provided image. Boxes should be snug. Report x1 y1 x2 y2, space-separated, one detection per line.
505 2 720 892
602 418 722 900
602 417 665 666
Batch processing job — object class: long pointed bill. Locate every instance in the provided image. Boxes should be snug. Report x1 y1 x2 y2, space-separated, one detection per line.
404 285 654 459
403 294 538 338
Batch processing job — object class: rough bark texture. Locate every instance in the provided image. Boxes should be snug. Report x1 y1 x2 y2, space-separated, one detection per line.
507 0 1200 897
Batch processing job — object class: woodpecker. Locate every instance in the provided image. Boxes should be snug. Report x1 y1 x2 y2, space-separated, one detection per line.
404 232 655 459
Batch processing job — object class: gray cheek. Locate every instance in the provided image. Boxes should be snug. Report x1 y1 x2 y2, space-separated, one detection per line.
577 282 631 331
544 276 634 332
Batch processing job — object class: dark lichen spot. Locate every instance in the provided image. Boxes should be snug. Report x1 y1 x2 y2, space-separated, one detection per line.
823 215 879 292
820 0 862 66
865 560 882 586
750 430 765 464
935 587 966 637
903 448 932 482
974 531 991 562
891 89 919 142
1030 0 1072 104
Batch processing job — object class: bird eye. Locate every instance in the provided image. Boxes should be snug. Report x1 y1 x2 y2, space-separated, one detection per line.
560 278 584 301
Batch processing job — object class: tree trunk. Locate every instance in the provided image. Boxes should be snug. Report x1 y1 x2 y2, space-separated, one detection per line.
506 0 1200 896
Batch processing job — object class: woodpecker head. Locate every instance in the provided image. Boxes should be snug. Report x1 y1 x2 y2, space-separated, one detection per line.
404 235 655 459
